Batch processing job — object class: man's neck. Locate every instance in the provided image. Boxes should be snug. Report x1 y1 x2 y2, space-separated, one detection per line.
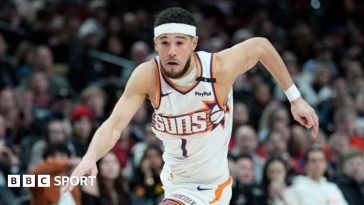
180 55 196 79
170 56 197 87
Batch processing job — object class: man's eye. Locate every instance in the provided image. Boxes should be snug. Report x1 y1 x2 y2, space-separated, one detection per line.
161 41 168 45
177 41 184 45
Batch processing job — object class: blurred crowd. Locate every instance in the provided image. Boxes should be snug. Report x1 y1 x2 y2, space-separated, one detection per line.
0 0 363 205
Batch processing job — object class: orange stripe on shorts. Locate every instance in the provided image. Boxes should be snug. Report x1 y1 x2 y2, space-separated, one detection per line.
209 177 233 204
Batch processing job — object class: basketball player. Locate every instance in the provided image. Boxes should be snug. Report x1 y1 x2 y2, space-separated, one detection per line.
63 7 319 204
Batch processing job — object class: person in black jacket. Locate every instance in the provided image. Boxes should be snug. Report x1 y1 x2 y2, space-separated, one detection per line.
230 154 266 205
336 149 364 205
0 139 22 205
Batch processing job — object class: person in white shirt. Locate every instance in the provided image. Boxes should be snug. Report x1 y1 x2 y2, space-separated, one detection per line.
284 147 348 205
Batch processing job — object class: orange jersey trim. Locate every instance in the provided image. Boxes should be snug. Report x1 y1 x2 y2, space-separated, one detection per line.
152 59 161 109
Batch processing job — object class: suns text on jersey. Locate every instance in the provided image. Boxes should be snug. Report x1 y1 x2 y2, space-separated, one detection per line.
151 110 212 135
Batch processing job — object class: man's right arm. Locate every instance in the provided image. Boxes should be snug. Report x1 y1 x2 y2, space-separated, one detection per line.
63 62 154 191
83 64 149 162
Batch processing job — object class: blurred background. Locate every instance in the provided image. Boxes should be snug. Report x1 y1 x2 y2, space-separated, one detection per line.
0 0 363 205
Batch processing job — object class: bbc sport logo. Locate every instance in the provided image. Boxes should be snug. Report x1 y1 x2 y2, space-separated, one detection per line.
8 175 96 187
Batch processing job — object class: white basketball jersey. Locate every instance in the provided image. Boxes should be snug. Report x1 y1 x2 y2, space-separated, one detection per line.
151 51 233 185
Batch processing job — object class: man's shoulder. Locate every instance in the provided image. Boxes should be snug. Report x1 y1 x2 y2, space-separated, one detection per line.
127 60 158 96
135 60 155 74
131 61 157 82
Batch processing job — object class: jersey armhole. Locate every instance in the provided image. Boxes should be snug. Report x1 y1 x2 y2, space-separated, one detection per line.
151 59 161 109
211 53 225 110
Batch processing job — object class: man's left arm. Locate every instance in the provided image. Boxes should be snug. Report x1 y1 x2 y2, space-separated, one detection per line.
216 37 319 137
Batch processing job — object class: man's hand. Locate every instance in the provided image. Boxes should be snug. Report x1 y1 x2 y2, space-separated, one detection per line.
62 157 98 192
290 97 319 138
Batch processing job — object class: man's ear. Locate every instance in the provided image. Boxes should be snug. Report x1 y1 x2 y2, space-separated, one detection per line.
192 36 199 51
154 38 158 51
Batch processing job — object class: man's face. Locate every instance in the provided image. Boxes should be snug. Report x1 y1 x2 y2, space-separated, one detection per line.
48 121 66 143
343 155 364 183
235 158 254 185
306 151 327 180
235 127 257 155
154 34 198 78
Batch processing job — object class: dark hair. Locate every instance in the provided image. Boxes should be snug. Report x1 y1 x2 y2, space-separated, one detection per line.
154 7 196 27
261 156 291 195
42 143 70 159
339 148 363 172
97 151 131 205
142 145 163 159
234 153 253 163
45 116 65 143
303 146 325 163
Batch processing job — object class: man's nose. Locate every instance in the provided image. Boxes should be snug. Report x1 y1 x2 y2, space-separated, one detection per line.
168 44 177 56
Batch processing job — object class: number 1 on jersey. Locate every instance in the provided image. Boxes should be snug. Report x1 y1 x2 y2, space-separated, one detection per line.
181 139 187 157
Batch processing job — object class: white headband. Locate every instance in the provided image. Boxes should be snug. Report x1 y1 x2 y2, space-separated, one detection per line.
154 23 196 38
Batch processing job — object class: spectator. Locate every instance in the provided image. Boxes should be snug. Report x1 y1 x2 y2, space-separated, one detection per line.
131 123 162 168
262 132 288 160
112 126 134 175
327 132 351 170
249 83 274 129
15 42 35 80
33 45 71 95
29 117 76 168
29 143 82 205
232 102 250 131
0 114 12 147
0 138 22 205
70 105 95 157
287 125 309 173
230 125 264 183
81 85 107 126
82 151 131 205
130 103 149 141
309 65 334 104
258 104 290 142
0 87 20 142
230 154 265 205
336 149 364 205
0 32 18 88
28 71 52 108
284 147 348 205
261 156 291 205
15 88 34 136
51 88 74 119
121 41 151 85
303 44 338 76
132 145 164 205
334 108 364 151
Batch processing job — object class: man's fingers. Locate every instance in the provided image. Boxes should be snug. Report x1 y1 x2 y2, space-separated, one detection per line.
294 116 305 125
294 115 305 126
90 167 98 177
294 113 317 134
62 169 81 192
305 114 314 128
312 113 319 138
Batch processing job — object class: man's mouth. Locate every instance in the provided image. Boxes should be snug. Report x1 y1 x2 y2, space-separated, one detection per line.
167 61 178 66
